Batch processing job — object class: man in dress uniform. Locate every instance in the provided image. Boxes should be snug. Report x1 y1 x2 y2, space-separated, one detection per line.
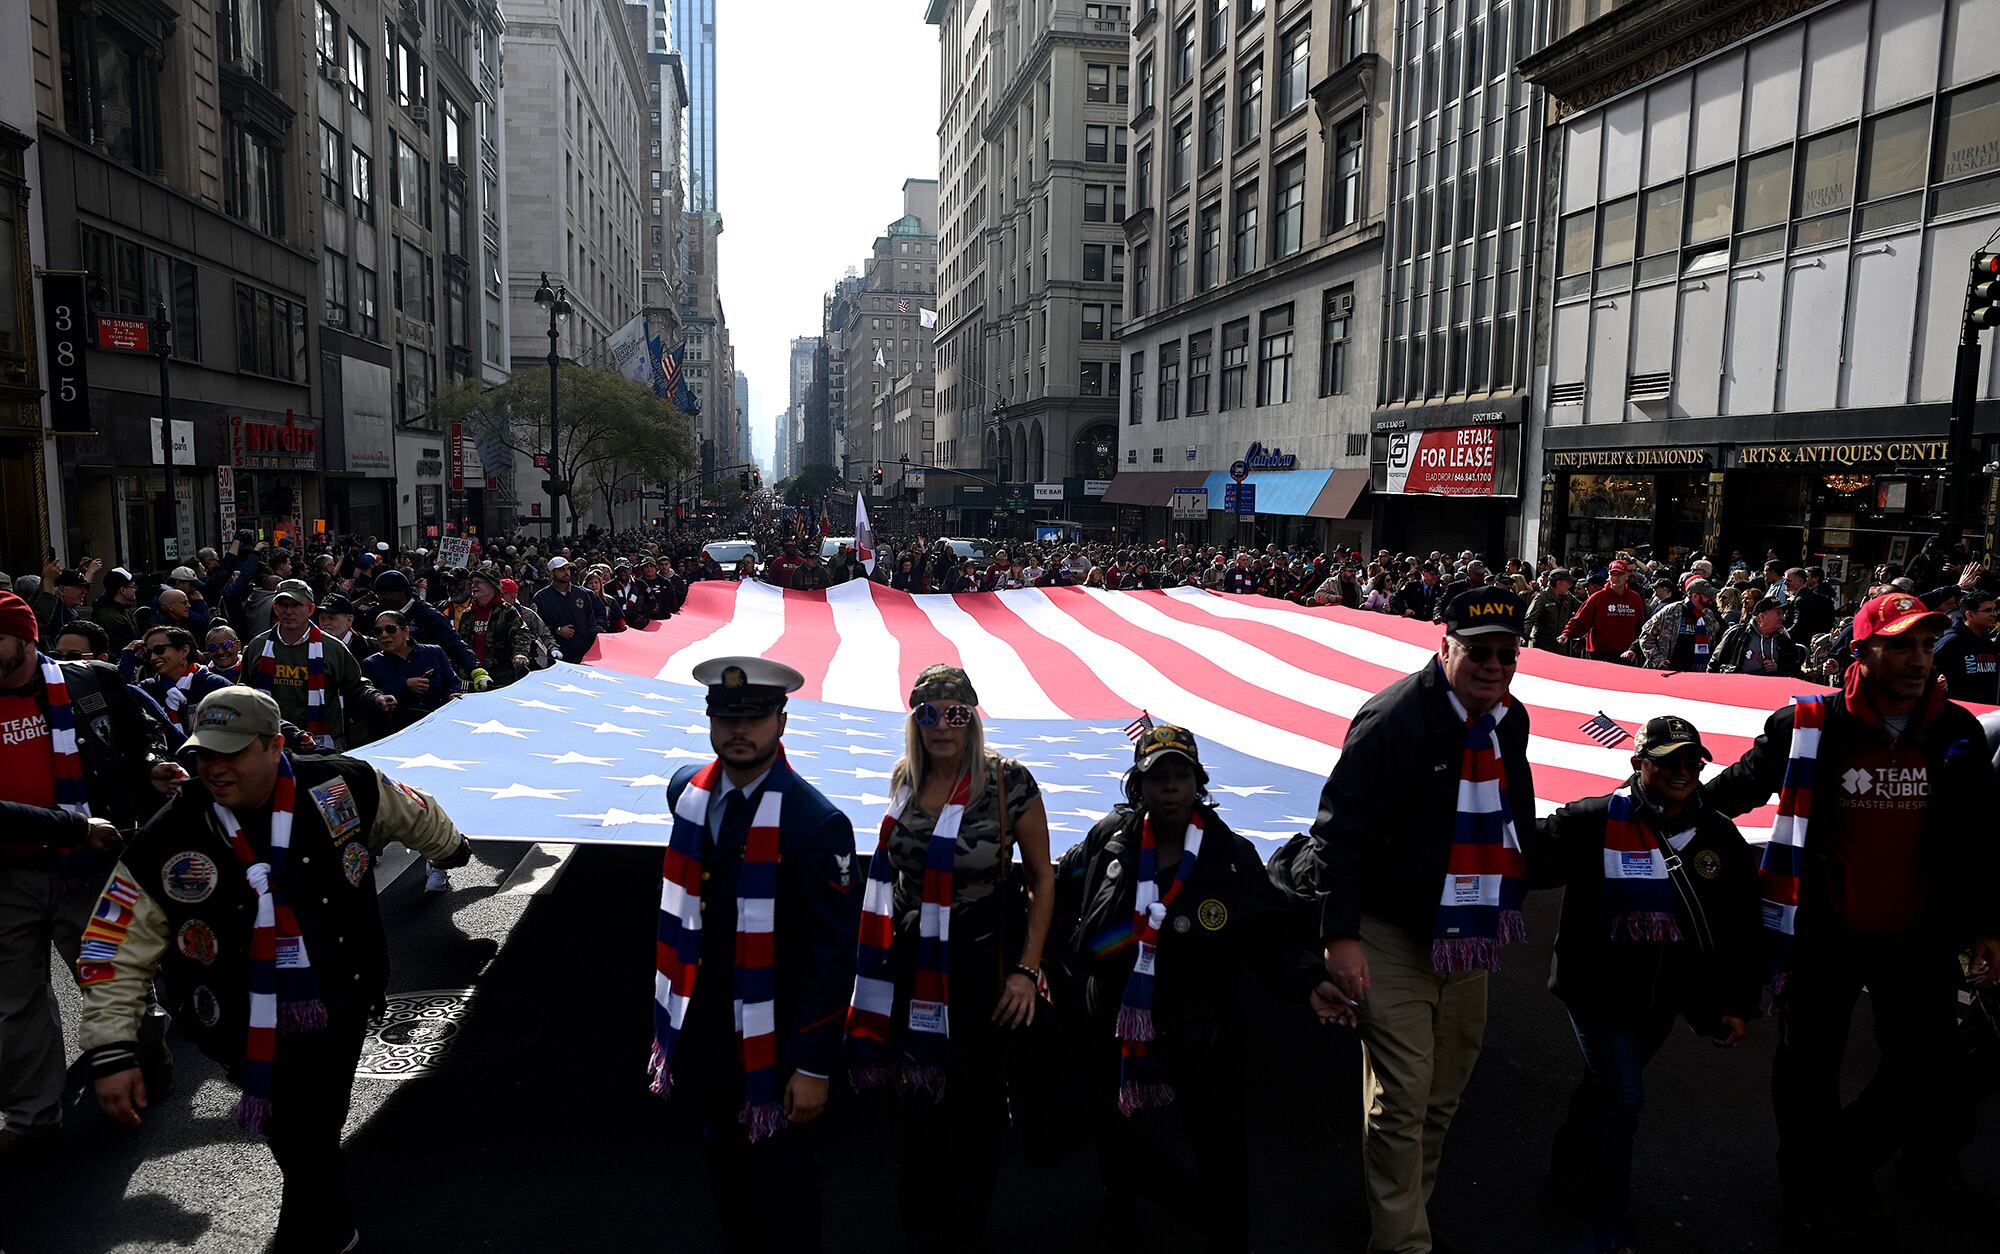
650 656 859 1253
78 687 473 1253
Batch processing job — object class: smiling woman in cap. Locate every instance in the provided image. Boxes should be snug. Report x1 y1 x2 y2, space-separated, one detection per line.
844 662 1055 1246
647 653 858 1251
1049 721 1343 1249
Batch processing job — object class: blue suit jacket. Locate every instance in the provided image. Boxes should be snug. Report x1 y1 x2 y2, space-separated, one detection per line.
666 756 860 1079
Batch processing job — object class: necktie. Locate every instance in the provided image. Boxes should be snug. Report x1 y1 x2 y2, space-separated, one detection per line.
715 789 753 857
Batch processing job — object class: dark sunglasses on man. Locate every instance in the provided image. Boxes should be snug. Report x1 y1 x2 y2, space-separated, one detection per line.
1455 640 1520 666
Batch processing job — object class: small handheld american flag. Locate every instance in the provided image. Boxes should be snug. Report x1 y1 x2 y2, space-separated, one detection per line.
1579 711 1631 748
1123 712 1155 742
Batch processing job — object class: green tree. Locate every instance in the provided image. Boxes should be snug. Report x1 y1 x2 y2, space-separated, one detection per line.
784 462 842 507
429 366 697 534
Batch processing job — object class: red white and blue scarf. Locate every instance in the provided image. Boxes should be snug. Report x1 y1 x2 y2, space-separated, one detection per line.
251 626 331 748
1686 605 1710 661
212 753 325 1134
1603 785 1685 943
159 664 210 732
847 771 973 1101
1758 696 1825 946
38 654 91 817
650 759 790 1141
1115 812 1204 1115
1432 677 1528 972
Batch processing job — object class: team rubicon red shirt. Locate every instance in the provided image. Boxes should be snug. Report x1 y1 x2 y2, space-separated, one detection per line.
1567 585 1648 654
1816 734 1930 937
466 601 494 664
0 688 59 809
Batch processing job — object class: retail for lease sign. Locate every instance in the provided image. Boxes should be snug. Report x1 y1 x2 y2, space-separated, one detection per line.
1384 426 1497 496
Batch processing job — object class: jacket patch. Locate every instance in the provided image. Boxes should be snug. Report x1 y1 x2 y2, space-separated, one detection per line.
1197 899 1229 931
162 851 220 903
343 840 371 887
175 919 219 965
395 781 431 812
191 984 222 1028
310 778 363 837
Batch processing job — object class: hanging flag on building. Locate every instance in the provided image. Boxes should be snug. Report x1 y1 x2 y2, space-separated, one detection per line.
897 297 911 314
919 308 939 330
874 347 886 368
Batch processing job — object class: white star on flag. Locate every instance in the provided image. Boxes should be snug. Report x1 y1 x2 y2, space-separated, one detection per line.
1211 783 1281 798
615 705 675 717
1038 782 1097 795
604 774 681 788
642 747 714 761
550 683 608 697
825 766 894 780
532 751 621 766
463 784 579 801
559 808 672 827
1027 735 1077 744
1066 807 1110 822
455 719 535 738
574 721 646 736
832 744 897 758
834 791 895 808
507 699 570 713
1056 751 1114 761
380 753 479 772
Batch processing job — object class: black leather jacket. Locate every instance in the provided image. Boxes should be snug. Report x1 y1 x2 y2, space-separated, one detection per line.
0 659 171 865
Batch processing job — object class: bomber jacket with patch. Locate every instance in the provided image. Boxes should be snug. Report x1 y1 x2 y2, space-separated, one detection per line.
75 755 468 1081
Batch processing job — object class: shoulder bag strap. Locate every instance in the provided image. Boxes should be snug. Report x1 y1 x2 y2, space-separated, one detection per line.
1644 821 1717 954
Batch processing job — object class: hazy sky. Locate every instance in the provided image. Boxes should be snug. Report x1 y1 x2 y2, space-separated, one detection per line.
713 1 942 474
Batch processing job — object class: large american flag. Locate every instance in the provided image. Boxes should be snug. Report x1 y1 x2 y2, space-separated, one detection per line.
356 583 1848 849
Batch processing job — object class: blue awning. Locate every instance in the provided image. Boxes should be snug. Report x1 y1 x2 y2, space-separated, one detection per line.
1199 468 1334 517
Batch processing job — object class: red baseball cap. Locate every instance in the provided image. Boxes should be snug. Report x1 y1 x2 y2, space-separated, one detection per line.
1851 592 1948 645
1607 559 1632 575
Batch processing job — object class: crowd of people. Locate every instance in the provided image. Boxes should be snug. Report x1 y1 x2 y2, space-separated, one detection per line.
2 512 1998 1254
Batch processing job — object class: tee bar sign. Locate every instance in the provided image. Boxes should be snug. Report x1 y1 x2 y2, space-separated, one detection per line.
1384 426 1497 497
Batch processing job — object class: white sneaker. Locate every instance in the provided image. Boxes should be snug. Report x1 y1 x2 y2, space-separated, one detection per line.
423 867 450 894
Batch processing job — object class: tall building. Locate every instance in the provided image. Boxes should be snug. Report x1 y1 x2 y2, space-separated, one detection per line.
1 12 53 573
827 180 939 482
503 0 649 530
1367 0 1550 555
1115 0 1389 551
674 0 717 211
929 0 1127 534
1522 0 2000 571
28 0 324 566
787 333 820 471
733 367 751 471
631 1 689 354
313 0 510 543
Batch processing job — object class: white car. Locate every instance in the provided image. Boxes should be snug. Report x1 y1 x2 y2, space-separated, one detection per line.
702 540 762 572
822 536 854 559
941 537 988 561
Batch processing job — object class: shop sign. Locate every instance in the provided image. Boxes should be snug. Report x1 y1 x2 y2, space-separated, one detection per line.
449 422 466 492
1033 482 1063 501
414 447 445 478
39 272 92 433
1243 442 1298 470
1384 427 1498 496
231 413 319 470
1732 440 1949 468
1551 448 1711 469
217 467 236 536
1083 479 1111 496
149 418 196 467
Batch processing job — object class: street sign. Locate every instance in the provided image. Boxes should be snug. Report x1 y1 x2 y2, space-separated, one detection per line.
533 453 550 468
95 316 152 352
1234 482 1256 519
1171 487 1209 519
1229 460 1249 482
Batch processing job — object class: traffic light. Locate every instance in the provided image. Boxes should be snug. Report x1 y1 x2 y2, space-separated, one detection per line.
752 470 761 489
739 471 751 491
1971 254 2000 331
872 465 884 486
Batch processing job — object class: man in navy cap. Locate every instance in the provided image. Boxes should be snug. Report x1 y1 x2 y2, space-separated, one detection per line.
650 655 858 1252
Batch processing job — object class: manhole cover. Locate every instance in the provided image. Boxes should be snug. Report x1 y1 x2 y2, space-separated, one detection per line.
356 989 474 1079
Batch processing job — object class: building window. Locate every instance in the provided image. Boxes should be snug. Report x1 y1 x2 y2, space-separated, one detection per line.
234 284 307 381
1135 146 1153 211
1332 116 1363 228
324 248 349 329
1338 0 1366 62
1233 181 1259 275
1736 147 1791 260
1172 116 1193 191
1198 203 1221 289
1936 78 2000 215
1084 243 1107 281
1088 63 1113 103
1168 227 1189 304
1238 64 1262 146
348 32 370 113
58 10 165 172
316 2 339 63
1129 350 1144 424
1220 318 1248 410
319 123 344 202
1139 54 1155 111
1202 89 1226 169
1274 155 1306 257
1116 124 1129 164
224 121 283 236
1085 183 1108 223
357 265 379 338
1158 341 1180 420
1116 65 1130 104
1133 241 1150 315
1256 303 1293 406
1112 243 1126 283
1175 16 1197 88
1557 208 1593 299
1794 126 1858 249
78 227 199 360
1115 185 1128 222
1083 302 1106 340
1686 164 1734 247
1186 331 1212 415
1858 102 1928 232
1637 181 1682 280
352 147 375 223
1597 193 1638 288
1277 22 1310 116
1206 0 1229 58
1082 361 1105 396
1087 124 1110 163
219 0 279 87
1319 285 1351 396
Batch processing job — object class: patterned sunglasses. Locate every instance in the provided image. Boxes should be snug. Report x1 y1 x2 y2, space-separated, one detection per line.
913 702 976 729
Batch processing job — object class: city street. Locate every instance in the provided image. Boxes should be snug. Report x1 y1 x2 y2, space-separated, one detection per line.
7 838 1995 1254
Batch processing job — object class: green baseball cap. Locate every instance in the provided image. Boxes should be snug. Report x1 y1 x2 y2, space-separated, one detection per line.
273 578 317 605
183 687 283 754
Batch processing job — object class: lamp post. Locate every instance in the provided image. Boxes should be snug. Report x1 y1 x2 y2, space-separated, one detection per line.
154 299 178 562
533 272 571 537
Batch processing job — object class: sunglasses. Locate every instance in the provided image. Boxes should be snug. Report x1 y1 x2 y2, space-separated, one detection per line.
50 649 88 661
912 702 975 729
209 640 240 651
376 625 403 636
1454 641 1520 666
148 643 178 656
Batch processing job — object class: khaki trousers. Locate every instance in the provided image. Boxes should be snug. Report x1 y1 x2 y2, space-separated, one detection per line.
1355 914 1490 1254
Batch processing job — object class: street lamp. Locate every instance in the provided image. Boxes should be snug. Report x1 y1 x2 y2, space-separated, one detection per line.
534 272 572 536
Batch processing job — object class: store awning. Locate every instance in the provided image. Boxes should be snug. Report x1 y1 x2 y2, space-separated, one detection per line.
1199 468 1337 518
1307 469 1372 520
1100 470 1210 507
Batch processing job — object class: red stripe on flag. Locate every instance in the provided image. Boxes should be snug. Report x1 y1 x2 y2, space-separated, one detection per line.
868 586 968 707
758 589 841 701
948 592 1125 717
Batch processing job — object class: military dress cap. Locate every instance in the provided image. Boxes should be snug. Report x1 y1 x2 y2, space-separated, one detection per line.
693 655 804 717
1443 586 1525 638
908 663 978 709
183 688 283 754
272 578 317 604
1133 723 1201 773
1634 715 1711 761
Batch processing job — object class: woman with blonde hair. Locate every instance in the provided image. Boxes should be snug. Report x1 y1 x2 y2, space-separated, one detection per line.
847 664 1055 1251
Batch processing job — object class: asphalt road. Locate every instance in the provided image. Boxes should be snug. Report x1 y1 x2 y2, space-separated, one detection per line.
6 841 1995 1254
